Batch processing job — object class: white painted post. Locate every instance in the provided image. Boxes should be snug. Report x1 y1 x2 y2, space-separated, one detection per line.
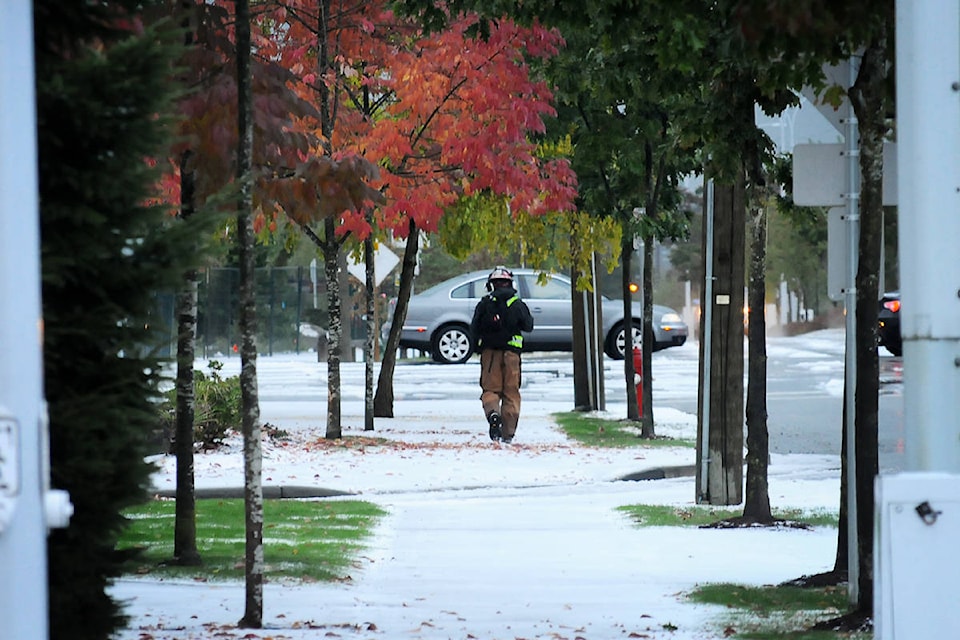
0 2 51 638
876 3 960 638
895 0 960 473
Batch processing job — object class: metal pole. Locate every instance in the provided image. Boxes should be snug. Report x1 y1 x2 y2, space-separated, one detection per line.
0 2 50 637
581 286 595 407
698 178 715 503
896 1 960 473
592 252 604 411
843 54 861 605
295 266 302 354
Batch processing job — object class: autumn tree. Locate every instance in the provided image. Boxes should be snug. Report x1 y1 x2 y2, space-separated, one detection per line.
249 0 393 435
253 3 577 421
146 0 321 563
364 14 578 418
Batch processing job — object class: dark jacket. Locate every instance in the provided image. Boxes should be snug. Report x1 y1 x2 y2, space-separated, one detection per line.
470 285 534 353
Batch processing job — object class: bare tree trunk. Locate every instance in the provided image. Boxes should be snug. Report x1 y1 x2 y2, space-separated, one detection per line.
743 205 772 521
311 0 343 439
849 37 887 616
620 225 639 422
173 149 201 566
571 259 592 410
323 218 342 439
639 132 666 437
835 386 851 575
640 233 655 437
235 0 263 627
374 219 419 417
363 215 375 431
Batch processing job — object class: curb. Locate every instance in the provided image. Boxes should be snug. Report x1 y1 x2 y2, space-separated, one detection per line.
152 485 355 500
150 466 697 500
616 464 697 481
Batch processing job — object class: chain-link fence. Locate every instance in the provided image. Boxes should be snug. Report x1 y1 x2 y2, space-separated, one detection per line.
153 266 378 360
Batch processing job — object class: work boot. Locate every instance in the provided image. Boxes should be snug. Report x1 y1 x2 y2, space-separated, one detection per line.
487 412 502 441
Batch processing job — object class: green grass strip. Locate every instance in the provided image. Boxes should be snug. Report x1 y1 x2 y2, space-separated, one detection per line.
688 583 869 639
118 498 387 582
553 411 696 448
616 504 838 528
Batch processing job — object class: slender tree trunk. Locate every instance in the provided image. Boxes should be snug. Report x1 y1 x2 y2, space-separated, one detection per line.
323 218 342 439
172 12 201 567
621 223 639 422
835 386 851 575
363 214 375 431
849 37 887 616
374 219 419 417
312 0 344 439
640 131 666 437
640 233 655 437
743 205 772 520
173 149 201 566
571 257 593 411
235 0 264 627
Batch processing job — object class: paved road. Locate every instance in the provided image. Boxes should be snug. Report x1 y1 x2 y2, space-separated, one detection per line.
517 331 906 473
636 335 905 473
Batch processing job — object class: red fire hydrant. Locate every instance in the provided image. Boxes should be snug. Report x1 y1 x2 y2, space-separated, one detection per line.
632 346 643 416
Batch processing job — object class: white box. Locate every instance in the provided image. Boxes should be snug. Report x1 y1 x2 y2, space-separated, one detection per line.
875 473 960 639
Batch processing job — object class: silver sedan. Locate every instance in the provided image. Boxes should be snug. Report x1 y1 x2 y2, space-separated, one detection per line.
383 269 688 364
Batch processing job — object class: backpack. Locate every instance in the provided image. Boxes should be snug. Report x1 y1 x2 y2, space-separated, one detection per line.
480 295 507 333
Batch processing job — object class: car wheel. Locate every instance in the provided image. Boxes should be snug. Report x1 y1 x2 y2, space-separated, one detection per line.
606 321 642 360
431 324 473 364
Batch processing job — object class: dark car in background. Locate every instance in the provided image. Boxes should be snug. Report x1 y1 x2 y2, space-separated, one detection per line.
382 269 688 364
878 291 902 356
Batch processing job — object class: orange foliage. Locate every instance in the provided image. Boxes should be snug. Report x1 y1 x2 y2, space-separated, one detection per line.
256 1 577 239
151 1 576 239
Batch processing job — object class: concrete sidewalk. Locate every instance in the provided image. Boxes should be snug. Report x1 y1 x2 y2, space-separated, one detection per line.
125 429 838 639
115 354 841 639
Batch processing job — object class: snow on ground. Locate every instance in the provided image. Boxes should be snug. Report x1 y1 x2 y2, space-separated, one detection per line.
112 332 846 640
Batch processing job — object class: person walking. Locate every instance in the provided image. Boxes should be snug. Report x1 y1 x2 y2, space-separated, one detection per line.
470 266 534 443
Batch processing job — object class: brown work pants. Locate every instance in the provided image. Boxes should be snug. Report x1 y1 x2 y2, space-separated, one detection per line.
479 349 522 439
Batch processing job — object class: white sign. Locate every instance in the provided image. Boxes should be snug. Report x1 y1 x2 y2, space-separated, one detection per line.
347 245 400 287
793 142 899 206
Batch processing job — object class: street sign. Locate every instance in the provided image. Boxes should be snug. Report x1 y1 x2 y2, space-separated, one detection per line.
793 142 899 206
346 244 400 287
801 61 852 134
826 208 847 301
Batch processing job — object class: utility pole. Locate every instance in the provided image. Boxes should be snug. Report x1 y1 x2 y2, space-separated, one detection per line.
572 253 604 412
696 176 746 505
